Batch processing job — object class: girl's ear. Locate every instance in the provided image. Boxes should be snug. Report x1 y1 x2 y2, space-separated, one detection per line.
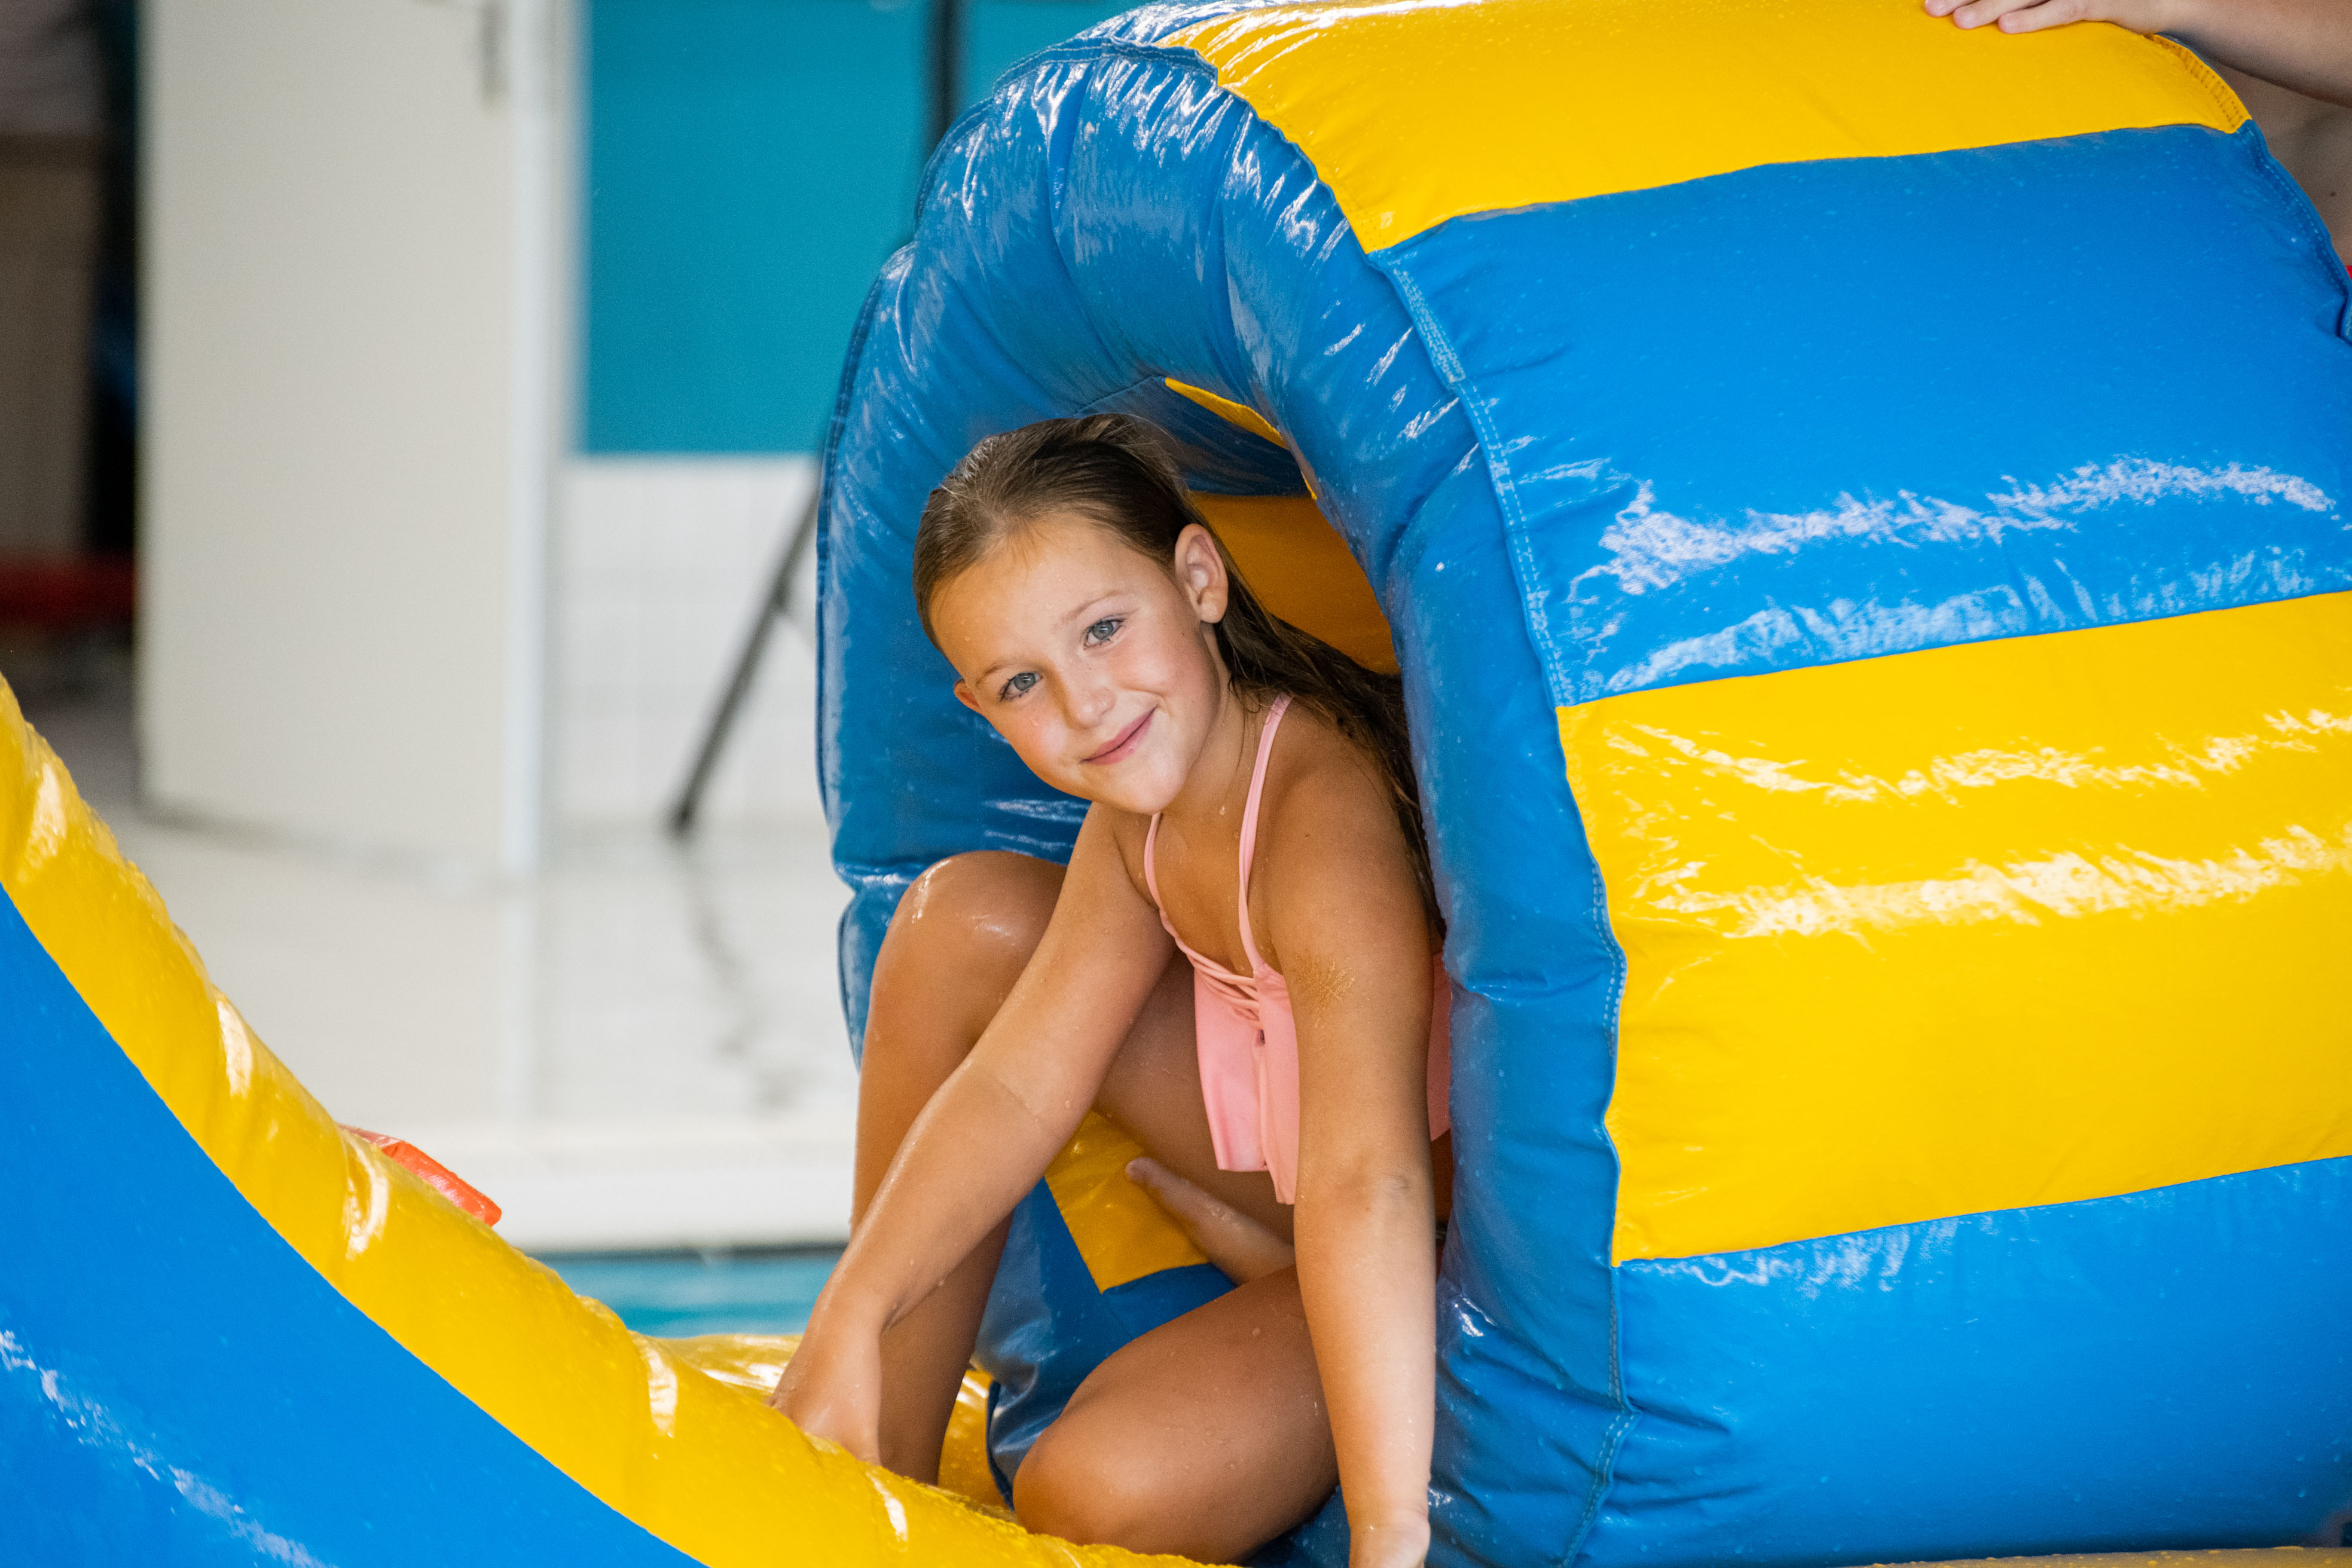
952 678 982 714
1174 523 1230 625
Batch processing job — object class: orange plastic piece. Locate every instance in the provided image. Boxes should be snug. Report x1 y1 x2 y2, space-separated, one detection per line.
341 1126 503 1227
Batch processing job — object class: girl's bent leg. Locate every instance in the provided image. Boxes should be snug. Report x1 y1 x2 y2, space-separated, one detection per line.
1012 1267 1338 1563
858 851 1063 1480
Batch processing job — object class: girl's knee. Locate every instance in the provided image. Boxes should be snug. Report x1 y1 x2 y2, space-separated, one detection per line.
890 851 1063 962
1010 1420 1171 1549
867 852 1065 1054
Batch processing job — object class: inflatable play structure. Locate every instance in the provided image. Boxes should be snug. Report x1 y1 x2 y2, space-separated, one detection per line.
5 0 2350 1563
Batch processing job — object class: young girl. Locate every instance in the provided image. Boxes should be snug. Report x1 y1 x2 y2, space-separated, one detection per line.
771 415 1452 1568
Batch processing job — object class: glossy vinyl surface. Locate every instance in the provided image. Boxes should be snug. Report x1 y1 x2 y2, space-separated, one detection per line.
1171 0 2240 244
1611 1160 2352 1563
820 2 2352 1564
0 681 1193 1566
7 0 2350 1564
1565 589 2352 1264
0 876 698 1568
1373 120 2352 709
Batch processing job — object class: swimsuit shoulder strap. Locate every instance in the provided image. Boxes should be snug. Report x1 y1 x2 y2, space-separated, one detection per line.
1144 809 1165 906
1235 694 1291 972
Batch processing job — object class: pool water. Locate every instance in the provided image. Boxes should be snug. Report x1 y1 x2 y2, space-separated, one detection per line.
537 1248 842 1338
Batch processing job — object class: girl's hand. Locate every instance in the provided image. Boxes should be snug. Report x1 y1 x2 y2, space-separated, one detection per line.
1924 0 2180 33
767 1318 885 1465
1349 1509 1432 1568
1126 1156 1297 1283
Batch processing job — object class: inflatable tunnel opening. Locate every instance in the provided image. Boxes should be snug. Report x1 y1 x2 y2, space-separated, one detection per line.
1172 386 1400 678
817 1 2352 1563
7 0 2351 1564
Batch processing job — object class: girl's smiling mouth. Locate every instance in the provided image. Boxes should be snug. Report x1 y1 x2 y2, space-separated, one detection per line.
1085 710 1153 765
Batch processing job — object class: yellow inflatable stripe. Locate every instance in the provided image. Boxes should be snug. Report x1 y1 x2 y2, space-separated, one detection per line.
665 1334 1006 1514
1169 0 2243 249
0 683 1192 1568
1558 591 2352 1264
1044 1112 1212 1292
1193 492 1399 674
1166 377 1285 447
1164 375 1398 671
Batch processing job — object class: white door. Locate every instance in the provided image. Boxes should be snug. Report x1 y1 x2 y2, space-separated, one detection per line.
142 0 561 872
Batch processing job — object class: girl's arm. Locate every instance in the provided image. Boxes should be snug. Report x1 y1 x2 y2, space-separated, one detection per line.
1262 769 1443 1568
1926 0 2352 109
772 808 1174 1460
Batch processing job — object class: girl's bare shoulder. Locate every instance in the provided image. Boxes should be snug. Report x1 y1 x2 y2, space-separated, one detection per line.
1085 797 1160 901
1250 702 1431 988
1255 704 1415 887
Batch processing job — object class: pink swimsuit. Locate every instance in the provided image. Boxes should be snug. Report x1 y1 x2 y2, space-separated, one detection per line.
1142 695 1452 1205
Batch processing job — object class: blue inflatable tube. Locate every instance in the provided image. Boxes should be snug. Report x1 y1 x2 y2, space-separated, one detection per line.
6 2 2350 1564
815 3 2352 1566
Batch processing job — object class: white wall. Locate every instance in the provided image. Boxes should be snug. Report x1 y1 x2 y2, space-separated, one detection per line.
552 457 821 827
142 0 563 872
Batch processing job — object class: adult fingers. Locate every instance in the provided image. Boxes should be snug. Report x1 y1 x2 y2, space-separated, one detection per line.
1991 0 2101 33
1932 0 2081 30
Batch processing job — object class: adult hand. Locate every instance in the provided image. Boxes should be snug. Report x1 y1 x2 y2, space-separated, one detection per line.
1923 0 2352 112
1925 0 2178 34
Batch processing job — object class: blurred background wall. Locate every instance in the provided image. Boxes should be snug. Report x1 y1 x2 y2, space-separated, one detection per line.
131 0 1126 869
2 0 1119 1279
0 0 1119 1277
560 0 1120 833
23 0 2350 1321
0 0 135 697
142 0 554 869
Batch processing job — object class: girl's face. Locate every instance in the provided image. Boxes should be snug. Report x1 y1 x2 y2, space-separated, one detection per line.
931 512 1233 816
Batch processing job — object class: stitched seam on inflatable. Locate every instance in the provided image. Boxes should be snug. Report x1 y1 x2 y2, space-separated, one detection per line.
1369 253 1642 1554
2230 119 2352 345
1370 259 1574 712
2146 33 2251 130
1563 1387 1639 1568
1557 826 1639 1566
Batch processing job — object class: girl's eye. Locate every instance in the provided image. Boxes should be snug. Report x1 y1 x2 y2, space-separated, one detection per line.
998 671 1040 701
1083 618 1122 647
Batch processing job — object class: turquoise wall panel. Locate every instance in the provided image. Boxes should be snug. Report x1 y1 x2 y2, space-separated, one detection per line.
583 0 927 453
962 0 1129 103
583 0 1127 454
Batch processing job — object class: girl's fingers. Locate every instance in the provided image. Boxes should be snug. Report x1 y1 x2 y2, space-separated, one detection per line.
1127 1156 1261 1239
1127 1156 1299 1283
768 1340 885 1463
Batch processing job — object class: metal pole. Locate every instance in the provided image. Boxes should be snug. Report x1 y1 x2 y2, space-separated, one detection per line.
666 478 822 835
929 0 963 147
667 0 966 837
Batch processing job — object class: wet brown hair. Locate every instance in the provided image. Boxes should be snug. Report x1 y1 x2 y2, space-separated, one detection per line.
914 413 1436 922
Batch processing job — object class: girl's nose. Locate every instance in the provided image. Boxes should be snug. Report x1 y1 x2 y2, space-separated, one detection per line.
1068 679 1116 729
